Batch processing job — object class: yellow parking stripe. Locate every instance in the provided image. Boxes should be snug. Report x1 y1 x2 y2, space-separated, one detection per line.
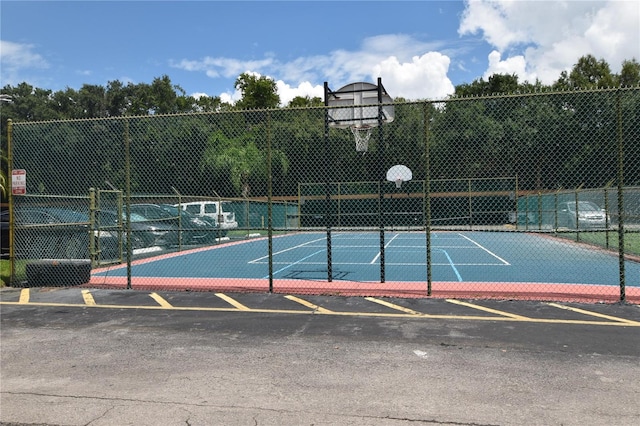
446 299 530 320
18 288 30 303
216 293 249 311
285 295 333 313
19 289 29 304
81 290 96 306
149 292 173 308
1 299 638 326
548 303 640 325
365 297 423 315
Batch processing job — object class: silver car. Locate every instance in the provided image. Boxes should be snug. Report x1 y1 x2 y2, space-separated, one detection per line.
558 201 609 229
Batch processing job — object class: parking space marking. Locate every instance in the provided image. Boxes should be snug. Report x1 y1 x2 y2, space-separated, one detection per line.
19 289 29 304
81 290 96 306
365 297 423 315
2 291 639 326
446 299 530 320
149 292 173 308
216 293 250 311
548 303 640 325
285 295 334 314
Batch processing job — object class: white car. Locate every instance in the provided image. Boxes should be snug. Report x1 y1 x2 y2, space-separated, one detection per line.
175 201 238 236
558 201 609 229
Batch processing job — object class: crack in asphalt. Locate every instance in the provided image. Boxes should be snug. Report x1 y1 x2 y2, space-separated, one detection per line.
1 391 498 425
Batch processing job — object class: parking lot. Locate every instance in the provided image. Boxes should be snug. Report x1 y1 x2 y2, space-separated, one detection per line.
1 287 639 425
3 287 640 328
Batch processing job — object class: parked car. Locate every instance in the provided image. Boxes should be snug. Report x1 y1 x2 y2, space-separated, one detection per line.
558 201 609 229
129 204 214 245
1 207 119 260
96 210 178 250
156 204 218 243
175 201 238 236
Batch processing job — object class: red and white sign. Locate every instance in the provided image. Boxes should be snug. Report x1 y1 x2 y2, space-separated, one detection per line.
11 169 26 195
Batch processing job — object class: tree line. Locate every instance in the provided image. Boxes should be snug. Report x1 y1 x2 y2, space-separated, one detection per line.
1 55 639 200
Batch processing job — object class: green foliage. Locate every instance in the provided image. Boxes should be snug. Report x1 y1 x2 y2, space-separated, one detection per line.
619 59 640 87
555 54 617 89
287 96 323 108
201 130 262 197
1 54 639 199
234 73 280 110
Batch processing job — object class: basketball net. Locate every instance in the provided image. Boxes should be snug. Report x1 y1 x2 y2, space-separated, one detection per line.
350 125 372 153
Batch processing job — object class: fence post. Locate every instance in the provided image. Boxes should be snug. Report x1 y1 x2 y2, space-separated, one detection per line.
616 89 625 302
323 84 333 283
468 178 472 229
6 119 15 285
267 110 274 293
124 118 132 290
603 184 610 249
424 102 432 296
574 188 580 242
378 80 386 283
554 189 559 232
89 188 96 267
537 191 542 230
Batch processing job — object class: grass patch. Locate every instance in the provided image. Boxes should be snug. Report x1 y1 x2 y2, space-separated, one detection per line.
0 260 26 287
558 230 640 257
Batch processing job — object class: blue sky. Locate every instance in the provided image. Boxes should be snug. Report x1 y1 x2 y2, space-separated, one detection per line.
1 1 638 105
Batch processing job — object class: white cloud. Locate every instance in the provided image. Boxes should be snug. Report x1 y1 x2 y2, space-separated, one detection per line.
459 0 640 84
219 88 242 105
276 80 324 106
484 50 536 82
171 57 275 79
174 34 456 102
0 40 49 86
373 53 455 100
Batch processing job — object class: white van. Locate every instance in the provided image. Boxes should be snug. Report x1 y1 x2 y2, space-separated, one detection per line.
175 201 238 235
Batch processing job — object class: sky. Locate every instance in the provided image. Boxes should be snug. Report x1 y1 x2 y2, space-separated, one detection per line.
1 0 638 105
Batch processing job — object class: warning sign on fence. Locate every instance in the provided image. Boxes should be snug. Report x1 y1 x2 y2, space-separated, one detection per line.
11 169 26 195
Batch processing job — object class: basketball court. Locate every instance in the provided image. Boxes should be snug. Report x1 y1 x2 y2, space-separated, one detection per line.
89 231 640 303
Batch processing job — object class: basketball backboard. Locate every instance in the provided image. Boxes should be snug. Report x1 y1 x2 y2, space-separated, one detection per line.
325 79 394 152
325 81 394 129
386 164 412 189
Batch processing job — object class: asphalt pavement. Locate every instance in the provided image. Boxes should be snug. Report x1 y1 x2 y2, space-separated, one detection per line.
1 287 639 426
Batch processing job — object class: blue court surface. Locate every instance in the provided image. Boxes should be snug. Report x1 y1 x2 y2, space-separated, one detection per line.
90 231 640 301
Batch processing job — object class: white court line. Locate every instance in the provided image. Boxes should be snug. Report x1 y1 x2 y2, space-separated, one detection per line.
265 249 325 279
457 233 510 265
252 261 507 266
248 236 326 263
370 233 401 264
248 233 510 269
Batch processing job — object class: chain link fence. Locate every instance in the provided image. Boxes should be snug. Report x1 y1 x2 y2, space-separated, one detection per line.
4 87 639 302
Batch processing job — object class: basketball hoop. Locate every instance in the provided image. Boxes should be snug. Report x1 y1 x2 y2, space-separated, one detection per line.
350 125 372 153
326 80 394 154
386 164 413 190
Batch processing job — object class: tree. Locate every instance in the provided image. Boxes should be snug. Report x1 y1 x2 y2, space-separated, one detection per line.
193 94 226 113
618 59 640 86
201 130 264 197
234 73 280 109
554 54 616 89
287 96 323 108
